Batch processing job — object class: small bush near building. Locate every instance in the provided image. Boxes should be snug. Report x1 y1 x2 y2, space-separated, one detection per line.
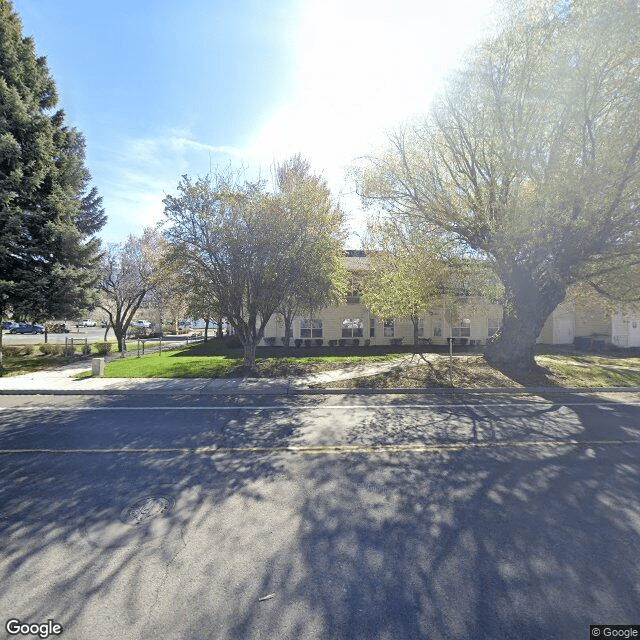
264 337 277 346
304 339 312 348
315 339 323 347
280 337 288 346
352 338 360 347
328 339 337 347
295 339 303 348
364 339 371 347
94 342 113 356
338 339 347 347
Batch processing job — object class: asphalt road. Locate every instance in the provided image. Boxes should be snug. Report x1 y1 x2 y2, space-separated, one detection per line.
1 392 639 640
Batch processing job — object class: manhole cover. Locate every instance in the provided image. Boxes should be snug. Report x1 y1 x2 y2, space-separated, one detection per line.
120 496 174 525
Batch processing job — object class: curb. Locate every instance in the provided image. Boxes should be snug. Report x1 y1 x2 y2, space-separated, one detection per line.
1 385 639 397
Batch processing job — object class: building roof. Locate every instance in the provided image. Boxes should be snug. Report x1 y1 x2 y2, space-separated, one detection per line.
343 249 368 272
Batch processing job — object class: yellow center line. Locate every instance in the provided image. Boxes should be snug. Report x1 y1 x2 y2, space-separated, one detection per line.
0 438 638 455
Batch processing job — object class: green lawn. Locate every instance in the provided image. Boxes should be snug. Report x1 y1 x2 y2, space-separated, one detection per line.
102 341 404 378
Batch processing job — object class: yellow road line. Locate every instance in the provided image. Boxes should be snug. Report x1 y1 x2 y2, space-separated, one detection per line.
0 438 638 456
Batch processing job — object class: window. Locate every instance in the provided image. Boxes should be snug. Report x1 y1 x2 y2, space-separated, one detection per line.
433 320 442 337
383 319 394 337
300 319 322 338
342 318 363 338
369 318 375 338
417 319 424 337
488 318 501 337
346 276 360 303
452 319 471 338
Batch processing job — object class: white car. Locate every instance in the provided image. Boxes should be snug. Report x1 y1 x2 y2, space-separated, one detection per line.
77 319 96 327
132 320 151 328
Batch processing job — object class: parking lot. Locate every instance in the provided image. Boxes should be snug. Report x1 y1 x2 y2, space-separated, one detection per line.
2 326 108 345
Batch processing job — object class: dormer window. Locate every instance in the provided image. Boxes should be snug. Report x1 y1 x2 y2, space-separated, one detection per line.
346 275 361 303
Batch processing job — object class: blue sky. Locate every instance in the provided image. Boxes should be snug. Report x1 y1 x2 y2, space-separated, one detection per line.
14 0 498 245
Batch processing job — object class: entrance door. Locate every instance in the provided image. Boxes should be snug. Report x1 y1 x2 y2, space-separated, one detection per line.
553 316 574 344
628 317 640 347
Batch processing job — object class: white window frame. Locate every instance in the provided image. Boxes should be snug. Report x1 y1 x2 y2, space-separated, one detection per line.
342 318 364 338
488 318 501 337
417 318 424 337
346 276 360 303
433 319 442 337
383 319 395 337
300 319 322 338
452 319 471 338
369 318 375 338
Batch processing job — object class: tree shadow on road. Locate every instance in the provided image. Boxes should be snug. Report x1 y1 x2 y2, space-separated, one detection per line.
1 393 639 639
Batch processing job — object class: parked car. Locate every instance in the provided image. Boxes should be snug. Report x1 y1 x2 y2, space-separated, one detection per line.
76 319 96 327
2 321 18 331
132 320 151 328
10 322 44 334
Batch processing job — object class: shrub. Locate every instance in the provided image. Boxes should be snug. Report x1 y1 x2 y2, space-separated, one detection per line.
280 337 288 346
264 337 277 346
390 337 404 345
294 338 303 348
338 338 347 347
352 338 359 347
2 345 32 357
94 342 113 356
315 339 323 347
39 343 65 356
304 339 312 348
81 343 92 355
328 339 337 347
364 339 371 347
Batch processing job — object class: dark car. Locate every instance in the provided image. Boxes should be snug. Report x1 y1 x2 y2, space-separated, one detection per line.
10 322 45 334
2 321 18 331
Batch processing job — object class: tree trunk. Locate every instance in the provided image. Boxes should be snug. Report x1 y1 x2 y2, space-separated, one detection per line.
0 327 4 375
204 317 209 341
242 340 257 368
217 317 223 338
114 328 126 352
412 317 419 347
283 314 293 348
485 269 566 372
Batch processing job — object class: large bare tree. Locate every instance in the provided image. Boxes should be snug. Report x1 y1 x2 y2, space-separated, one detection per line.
358 0 640 372
98 228 162 352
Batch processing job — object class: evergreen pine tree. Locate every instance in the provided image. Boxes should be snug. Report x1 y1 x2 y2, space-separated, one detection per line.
0 0 105 354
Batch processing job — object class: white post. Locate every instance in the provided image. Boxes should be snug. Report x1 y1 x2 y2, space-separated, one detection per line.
91 357 105 377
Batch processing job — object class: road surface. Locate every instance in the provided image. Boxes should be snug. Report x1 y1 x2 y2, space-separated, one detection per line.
1 391 639 639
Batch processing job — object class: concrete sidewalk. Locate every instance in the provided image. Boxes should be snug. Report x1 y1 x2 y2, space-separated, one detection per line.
1 355 639 395
0 356 421 395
